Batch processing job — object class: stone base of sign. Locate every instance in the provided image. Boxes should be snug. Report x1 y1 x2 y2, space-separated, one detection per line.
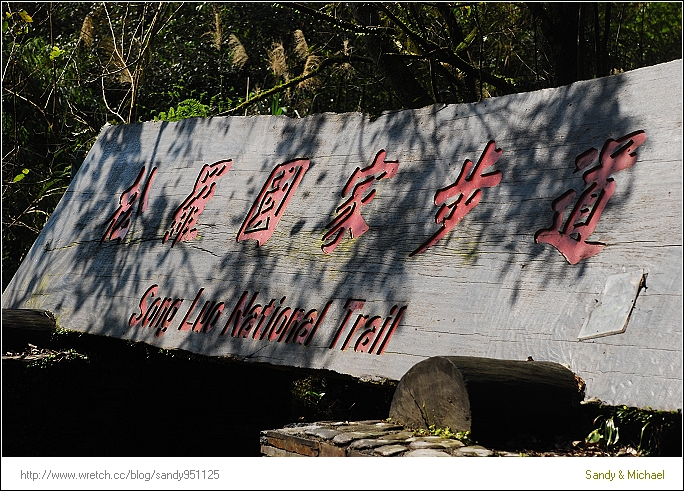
388 356 584 443
259 419 544 457
260 420 506 457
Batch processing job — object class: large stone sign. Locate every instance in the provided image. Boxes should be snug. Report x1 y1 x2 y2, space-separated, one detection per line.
3 60 681 410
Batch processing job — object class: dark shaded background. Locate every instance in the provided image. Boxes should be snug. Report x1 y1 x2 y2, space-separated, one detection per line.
2 331 395 457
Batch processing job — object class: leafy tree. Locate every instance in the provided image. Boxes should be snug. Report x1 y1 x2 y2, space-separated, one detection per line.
2 2 681 288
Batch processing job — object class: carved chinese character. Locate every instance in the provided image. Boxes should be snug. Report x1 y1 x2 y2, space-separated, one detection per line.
535 130 646 264
322 150 399 254
163 160 231 246
101 166 157 243
410 141 503 257
237 159 310 246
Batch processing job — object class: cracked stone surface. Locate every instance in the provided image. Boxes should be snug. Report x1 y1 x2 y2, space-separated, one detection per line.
374 444 408 456
305 428 340 440
262 420 645 457
404 449 451 457
454 445 495 457
263 420 510 457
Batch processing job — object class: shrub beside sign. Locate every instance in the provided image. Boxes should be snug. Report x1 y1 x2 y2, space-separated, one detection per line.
3 60 681 410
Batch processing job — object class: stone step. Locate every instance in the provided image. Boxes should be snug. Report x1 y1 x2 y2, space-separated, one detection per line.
260 420 516 457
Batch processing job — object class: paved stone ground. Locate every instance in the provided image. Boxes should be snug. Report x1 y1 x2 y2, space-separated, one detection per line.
261 420 643 457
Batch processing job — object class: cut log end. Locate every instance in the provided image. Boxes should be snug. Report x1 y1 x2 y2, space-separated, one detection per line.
389 356 584 443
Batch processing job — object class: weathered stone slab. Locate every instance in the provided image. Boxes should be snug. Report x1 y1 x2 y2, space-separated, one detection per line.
374 444 408 456
408 440 449 450
305 428 340 440
2 60 681 410
318 442 346 457
260 445 300 457
332 432 368 446
349 438 392 450
380 431 415 441
455 445 494 457
265 432 319 456
404 449 451 457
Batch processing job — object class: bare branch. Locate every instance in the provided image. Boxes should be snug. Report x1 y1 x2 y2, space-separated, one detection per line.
218 56 374 116
377 3 516 96
280 3 388 34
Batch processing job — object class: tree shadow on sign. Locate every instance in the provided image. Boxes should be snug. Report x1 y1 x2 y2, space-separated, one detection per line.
4 64 672 407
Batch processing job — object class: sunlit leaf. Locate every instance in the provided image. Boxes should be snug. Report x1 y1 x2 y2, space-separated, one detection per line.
49 46 65 60
18 10 33 23
586 429 602 443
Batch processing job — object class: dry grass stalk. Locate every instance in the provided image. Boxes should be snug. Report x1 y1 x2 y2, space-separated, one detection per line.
98 36 133 84
298 54 321 90
293 29 309 61
268 41 289 81
211 4 222 51
79 14 94 47
228 34 248 69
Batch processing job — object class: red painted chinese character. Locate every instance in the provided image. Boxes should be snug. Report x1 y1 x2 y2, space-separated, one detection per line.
163 160 231 246
535 130 646 264
322 150 399 254
101 166 157 243
410 141 503 257
237 159 310 246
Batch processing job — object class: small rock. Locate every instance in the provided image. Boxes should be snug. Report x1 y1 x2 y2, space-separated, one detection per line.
408 440 448 450
454 445 494 457
279 425 319 435
406 436 444 443
305 428 340 440
336 424 391 434
380 431 414 441
349 438 391 450
374 444 408 456
404 449 451 457
374 423 404 431
439 439 465 449
332 432 367 445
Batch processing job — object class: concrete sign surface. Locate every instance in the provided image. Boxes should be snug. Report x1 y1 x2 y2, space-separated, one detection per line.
3 60 681 410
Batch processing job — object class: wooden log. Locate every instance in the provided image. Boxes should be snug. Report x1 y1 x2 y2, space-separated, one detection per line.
2 309 56 331
2 309 56 350
388 356 583 443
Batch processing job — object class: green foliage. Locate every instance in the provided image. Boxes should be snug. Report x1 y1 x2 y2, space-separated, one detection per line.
413 424 475 446
586 405 681 455
154 99 209 122
270 93 286 116
291 375 327 411
49 45 64 60
587 415 620 447
12 169 29 183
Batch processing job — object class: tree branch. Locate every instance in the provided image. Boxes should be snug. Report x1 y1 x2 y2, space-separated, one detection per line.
280 3 387 34
377 3 515 96
218 56 374 116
